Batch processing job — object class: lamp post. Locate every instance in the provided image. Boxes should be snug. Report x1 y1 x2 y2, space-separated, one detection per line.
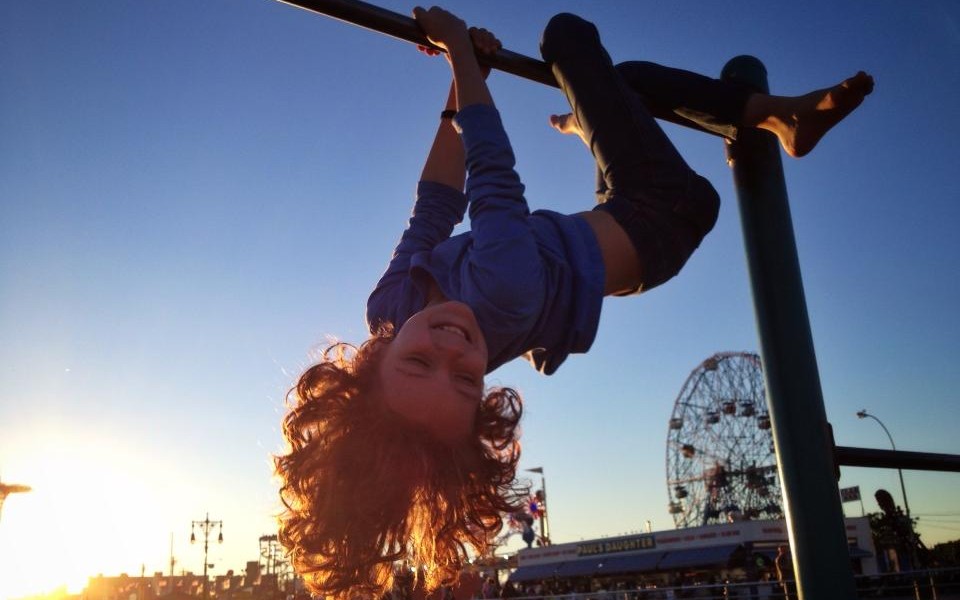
856 410 910 517
191 513 224 597
525 467 550 544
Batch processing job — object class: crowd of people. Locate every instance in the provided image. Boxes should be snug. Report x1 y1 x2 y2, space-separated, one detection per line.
380 568 798 600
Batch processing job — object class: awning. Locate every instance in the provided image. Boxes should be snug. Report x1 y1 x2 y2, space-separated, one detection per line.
508 563 563 582
657 544 741 570
512 552 667 581
595 552 665 575
556 557 603 578
558 552 667 578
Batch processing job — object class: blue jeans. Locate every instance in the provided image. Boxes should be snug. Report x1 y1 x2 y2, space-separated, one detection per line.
540 14 747 292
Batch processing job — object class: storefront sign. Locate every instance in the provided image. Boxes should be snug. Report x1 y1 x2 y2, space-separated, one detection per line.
577 535 655 556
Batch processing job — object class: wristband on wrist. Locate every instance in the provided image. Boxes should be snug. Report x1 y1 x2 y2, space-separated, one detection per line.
441 109 457 120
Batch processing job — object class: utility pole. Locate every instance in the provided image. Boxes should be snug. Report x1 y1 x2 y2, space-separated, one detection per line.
169 532 176 577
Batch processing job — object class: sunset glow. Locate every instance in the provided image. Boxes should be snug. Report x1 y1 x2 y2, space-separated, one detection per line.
0 430 194 599
2 0 959 597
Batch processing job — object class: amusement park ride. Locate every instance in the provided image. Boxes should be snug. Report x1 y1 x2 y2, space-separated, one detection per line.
666 352 782 529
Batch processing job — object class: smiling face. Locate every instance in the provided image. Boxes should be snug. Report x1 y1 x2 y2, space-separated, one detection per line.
377 301 488 443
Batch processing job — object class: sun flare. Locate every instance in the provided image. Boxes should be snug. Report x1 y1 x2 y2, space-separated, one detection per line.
0 430 190 599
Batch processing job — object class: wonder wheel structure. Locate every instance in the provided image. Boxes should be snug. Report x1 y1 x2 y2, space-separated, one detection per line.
665 352 783 528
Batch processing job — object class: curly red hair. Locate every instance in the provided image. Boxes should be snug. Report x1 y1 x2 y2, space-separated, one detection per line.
275 329 523 599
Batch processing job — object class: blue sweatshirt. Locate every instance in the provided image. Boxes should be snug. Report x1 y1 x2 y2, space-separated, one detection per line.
366 104 604 375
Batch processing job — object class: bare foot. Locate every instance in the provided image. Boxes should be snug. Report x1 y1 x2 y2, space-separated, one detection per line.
549 113 590 147
756 71 875 158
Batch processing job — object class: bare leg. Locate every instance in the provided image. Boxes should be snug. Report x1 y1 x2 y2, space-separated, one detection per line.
743 71 874 157
552 71 875 159
540 13 720 294
549 113 588 146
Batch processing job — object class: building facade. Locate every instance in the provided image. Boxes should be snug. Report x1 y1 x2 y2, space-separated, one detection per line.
509 518 876 587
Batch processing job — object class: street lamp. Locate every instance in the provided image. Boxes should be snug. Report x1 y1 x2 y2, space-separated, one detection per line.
856 410 910 517
525 467 550 544
191 512 224 597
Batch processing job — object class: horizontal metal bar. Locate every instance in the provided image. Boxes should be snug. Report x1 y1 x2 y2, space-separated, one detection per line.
276 0 558 87
835 446 960 472
275 0 722 136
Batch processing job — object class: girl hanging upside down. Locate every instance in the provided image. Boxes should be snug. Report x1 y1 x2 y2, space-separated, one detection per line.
275 6 873 599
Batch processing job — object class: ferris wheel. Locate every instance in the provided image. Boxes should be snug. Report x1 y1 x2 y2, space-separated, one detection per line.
665 352 783 528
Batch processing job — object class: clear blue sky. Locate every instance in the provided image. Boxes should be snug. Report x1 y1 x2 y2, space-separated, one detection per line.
2 0 958 595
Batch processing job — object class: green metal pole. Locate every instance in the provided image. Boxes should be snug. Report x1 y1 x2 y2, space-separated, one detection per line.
722 56 856 600
835 446 960 472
